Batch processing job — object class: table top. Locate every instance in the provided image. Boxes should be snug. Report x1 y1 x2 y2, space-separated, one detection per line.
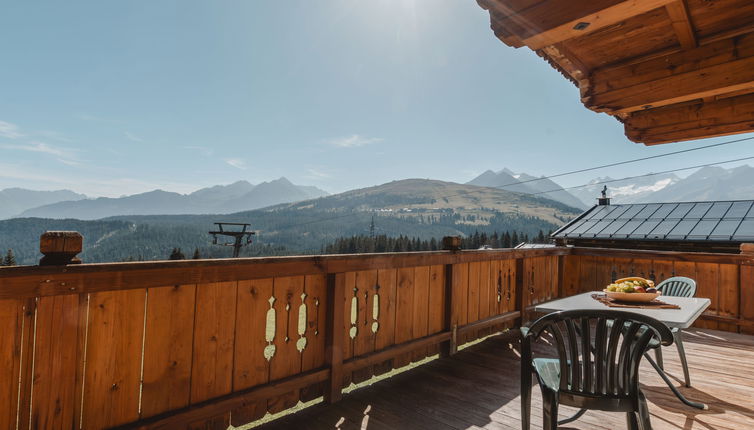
534 292 711 329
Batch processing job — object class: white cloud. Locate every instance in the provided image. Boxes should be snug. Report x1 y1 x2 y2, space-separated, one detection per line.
225 158 247 170
124 131 144 142
1 141 66 157
184 145 214 156
325 134 383 148
304 168 332 179
0 120 24 139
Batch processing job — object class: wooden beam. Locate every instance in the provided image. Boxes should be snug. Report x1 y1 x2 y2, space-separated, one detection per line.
110 368 330 430
588 33 754 113
480 0 675 51
625 92 754 144
521 0 676 50
665 0 696 49
0 247 571 300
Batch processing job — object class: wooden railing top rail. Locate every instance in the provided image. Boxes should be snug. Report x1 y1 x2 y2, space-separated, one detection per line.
0 248 568 299
570 246 754 265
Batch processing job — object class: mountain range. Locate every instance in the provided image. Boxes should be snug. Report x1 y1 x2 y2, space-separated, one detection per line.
14 177 328 220
470 165 754 206
467 168 588 209
0 188 87 219
0 178 580 265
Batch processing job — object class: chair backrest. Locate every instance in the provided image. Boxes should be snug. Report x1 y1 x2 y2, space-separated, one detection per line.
656 276 696 297
522 310 672 399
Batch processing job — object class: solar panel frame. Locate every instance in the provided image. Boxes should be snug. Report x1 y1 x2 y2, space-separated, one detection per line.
551 200 754 244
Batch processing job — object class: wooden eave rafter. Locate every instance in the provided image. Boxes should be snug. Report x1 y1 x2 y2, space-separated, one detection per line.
479 0 754 144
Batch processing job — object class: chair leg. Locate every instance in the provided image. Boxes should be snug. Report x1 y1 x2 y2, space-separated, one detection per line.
521 371 532 430
626 412 640 430
541 388 559 430
654 345 664 371
521 346 533 430
638 391 653 430
674 330 691 388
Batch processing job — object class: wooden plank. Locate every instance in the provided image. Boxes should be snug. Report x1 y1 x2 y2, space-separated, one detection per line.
114 368 329 430
267 276 305 413
190 281 237 429
741 265 754 335
29 294 82 429
343 331 452 374
589 53 754 114
426 265 445 356
324 273 345 403
625 92 754 144
439 264 455 358
477 261 491 321
411 266 431 361
561 255 581 297
373 269 397 375
0 299 26 429
231 278 273 425
665 0 697 49
569 246 750 264
141 285 196 419
467 262 480 325
718 264 739 332
0 248 570 300
514 259 525 325
393 267 415 368
81 289 146 429
16 298 35 430
577 255 598 293
299 274 328 402
483 0 675 50
652 259 675 283
352 270 378 382
694 263 719 330
341 272 355 388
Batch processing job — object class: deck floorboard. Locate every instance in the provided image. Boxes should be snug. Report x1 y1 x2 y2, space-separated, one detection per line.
255 328 754 429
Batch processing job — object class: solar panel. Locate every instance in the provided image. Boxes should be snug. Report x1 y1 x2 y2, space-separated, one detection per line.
668 203 694 219
704 202 733 219
613 220 643 238
686 202 713 219
552 200 754 245
726 201 753 219
734 219 754 240
629 220 661 238
667 220 698 239
650 203 678 219
709 220 740 239
618 204 646 219
596 219 628 237
635 204 662 219
647 220 680 239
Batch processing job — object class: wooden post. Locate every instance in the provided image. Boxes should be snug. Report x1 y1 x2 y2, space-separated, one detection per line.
324 273 345 403
556 255 565 299
439 236 460 357
440 263 456 357
514 258 525 327
39 231 83 266
741 243 754 256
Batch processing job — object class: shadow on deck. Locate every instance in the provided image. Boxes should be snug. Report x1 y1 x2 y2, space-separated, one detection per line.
257 328 754 430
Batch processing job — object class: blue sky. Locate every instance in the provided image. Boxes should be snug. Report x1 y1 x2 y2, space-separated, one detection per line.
1 0 752 197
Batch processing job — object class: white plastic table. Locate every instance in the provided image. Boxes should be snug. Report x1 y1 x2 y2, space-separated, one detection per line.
535 292 710 329
534 292 711 410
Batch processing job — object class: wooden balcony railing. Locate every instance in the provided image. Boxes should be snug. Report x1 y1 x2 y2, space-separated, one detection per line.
0 235 752 429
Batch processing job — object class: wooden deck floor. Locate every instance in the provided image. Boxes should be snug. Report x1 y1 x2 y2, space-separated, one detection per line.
256 328 754 430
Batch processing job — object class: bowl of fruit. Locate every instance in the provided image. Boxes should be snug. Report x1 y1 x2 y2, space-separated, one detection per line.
603 277 660 303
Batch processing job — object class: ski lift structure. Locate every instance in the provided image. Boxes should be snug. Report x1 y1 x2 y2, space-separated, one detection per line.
209 222 256 258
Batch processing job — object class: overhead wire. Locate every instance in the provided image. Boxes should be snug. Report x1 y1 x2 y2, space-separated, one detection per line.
259 136 754 232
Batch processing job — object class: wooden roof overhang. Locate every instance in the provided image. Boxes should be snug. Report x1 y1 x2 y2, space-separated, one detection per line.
477 0 754 145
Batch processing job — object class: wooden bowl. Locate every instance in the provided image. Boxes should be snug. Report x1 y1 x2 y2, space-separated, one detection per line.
604 291 661 303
